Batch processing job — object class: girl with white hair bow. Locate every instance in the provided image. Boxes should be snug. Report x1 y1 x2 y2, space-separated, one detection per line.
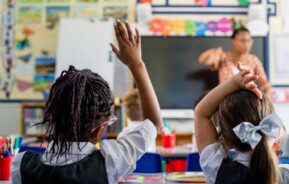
194 63 289 184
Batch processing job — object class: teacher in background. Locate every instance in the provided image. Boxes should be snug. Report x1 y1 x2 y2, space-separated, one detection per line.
198 27 271 93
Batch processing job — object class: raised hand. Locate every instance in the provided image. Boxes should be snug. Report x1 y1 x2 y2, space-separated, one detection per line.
110 20 143 69
234 62 263 100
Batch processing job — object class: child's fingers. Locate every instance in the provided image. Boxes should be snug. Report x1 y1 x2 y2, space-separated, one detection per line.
245 83 257 89
124 20 134 43
243 75 258 84
114 23 125 46
116 20 130 45
240 69 251 77
135 27 140 45
251 88 263 100
237 62 249 71
110 43 120 56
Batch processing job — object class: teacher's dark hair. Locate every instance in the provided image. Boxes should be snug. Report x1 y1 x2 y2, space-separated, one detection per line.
39 65 114 159
231 27 250 39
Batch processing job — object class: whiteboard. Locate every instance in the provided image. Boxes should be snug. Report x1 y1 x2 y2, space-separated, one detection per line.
57 18 115 90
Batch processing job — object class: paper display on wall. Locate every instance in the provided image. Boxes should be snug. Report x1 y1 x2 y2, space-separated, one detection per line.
57 18 115 90
273 34 289 80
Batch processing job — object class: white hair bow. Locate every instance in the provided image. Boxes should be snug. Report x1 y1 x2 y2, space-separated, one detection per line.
233 114 283 149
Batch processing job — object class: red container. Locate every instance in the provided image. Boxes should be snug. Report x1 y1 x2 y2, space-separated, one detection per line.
166 160 187 172
0 156 14 180
162 133 176 148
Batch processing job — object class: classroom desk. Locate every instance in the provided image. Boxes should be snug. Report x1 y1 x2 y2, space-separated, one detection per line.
156 145 195 160
121 172 206 183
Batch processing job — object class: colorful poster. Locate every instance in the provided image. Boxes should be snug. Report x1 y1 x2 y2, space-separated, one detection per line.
18 0 43 3
18 6 42 24
76 0 99 2
103 6 128 21
272 34 289 84
71 5 98 18
46 6 70 24
47 0 71 2
34 57 55 92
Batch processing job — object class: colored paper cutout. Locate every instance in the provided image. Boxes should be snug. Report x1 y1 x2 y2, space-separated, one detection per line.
172 19 185 35
217 18 233 33
238 0 250 6
140 0 152 3
16 38 30 50
184 20 195 35
16 79 33 92
162 20 173 36
206 21 218 32
46 22 56 30
195 21 207 36
41 50 49 56
23 26 34 36
18 53 32 63
149 19 164 33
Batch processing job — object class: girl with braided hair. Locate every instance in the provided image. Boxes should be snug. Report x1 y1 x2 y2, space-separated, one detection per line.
11 20 162 184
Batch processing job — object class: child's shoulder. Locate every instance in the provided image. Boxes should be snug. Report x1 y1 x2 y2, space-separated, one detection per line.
280 167 289 184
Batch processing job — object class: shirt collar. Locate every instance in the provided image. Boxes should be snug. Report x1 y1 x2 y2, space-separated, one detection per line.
46 141 97 155
234 151 252 167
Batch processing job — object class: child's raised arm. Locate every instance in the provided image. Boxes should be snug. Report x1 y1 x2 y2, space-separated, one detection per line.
110 20 162 131
194 63 262 154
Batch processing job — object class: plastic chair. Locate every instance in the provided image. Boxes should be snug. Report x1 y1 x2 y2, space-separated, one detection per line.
186 152 202 172
19 146 46 153
279 157 289 164
134 152 163 173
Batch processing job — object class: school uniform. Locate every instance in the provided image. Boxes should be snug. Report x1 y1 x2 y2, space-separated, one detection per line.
11 119 157 184
118 121 156 152
200 141 289 184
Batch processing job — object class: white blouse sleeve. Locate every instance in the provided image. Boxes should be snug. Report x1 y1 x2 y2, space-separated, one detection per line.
200 141 227 184
100 119 157 184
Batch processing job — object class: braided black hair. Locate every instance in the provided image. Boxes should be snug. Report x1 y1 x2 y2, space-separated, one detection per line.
231 27 250 39
40 65 114 158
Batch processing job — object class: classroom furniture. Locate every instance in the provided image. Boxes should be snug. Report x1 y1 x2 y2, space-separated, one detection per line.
156 145 193 160
157 145 194 172
134 153 163 173
122 172 206 183
279 157 289 164
108 133 194 146
186 153 202 172
19 145 46 154
20 101 124 138
20 103 46 137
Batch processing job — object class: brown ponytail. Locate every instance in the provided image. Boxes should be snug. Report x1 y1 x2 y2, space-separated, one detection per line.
213 90 280 184
250 138 279 184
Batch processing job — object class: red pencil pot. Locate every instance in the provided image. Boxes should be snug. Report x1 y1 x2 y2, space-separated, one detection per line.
162 133 176 148
0 156 14 180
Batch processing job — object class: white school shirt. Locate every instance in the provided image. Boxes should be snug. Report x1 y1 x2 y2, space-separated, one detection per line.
118 121 156 152
200 141 251 184
11 119 157 184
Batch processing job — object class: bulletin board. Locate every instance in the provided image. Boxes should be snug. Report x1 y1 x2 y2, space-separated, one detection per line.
0 0 134 102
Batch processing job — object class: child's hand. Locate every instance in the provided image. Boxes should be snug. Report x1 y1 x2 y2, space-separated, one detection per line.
233 62 263 100
110 20 143 69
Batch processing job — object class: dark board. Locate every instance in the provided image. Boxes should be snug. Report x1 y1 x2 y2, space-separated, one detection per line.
141 36 266 109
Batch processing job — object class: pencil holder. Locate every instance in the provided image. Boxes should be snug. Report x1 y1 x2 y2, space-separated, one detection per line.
162 133 176 148
0 156 14 180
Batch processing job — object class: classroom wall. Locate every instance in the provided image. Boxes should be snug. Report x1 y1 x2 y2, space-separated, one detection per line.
1 0 289 135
